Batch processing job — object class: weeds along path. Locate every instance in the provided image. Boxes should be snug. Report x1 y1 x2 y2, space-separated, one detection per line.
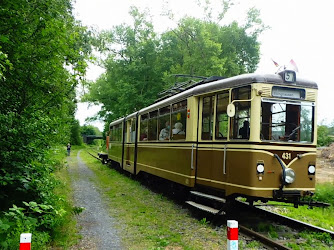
67 150 122 249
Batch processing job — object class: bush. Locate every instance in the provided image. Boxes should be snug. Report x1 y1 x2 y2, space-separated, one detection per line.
317 125 333 147
313 183 334 206
0 147 71 249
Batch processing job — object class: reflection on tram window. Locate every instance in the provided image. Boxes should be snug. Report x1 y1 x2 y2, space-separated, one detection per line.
261 100 314 143
216 91 229 140
129 118 136 143
111 124 122 142
159 106 171 141
231 86 251 139
202 96 214 140
148 110 158 141
140 114 148 141
171 100 187 140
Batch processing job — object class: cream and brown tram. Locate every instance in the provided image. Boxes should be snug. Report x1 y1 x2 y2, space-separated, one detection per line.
103 70 318 206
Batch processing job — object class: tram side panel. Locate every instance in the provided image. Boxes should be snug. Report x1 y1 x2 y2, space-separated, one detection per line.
222 148 316 198
136 143 196 187
108 141 123 166
123 143 135 174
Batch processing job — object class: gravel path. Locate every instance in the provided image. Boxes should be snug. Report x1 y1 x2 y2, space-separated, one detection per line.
68 150 122 249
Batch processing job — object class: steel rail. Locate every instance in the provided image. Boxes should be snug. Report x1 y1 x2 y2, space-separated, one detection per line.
86 150 101 160
235 200 334 239
239 225 291 250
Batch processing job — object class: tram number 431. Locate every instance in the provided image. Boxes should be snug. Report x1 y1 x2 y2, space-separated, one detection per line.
282 152 292 160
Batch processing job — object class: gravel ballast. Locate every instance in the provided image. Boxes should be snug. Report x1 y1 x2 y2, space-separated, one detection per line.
68 150 122 249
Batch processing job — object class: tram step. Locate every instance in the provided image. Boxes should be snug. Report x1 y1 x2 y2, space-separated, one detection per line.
190 191 226 203
185 201 225 215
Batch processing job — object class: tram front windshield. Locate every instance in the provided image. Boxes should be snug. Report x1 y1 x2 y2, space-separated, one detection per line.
261 99 314 143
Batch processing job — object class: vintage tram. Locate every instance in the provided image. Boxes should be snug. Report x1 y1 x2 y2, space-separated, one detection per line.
101 70 318 207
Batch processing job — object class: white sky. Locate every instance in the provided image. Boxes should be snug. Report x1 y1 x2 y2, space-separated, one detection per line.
74 0 334 130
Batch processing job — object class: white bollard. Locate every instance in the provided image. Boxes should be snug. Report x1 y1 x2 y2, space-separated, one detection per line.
20 233 31 250
227 220 238 250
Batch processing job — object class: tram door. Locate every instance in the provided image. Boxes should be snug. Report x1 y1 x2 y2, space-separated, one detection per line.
124 118 136 174
196 96 215 186
211 91 229 186
196 92 229 188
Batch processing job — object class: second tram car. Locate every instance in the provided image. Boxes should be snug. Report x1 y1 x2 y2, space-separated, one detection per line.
103 70 318 206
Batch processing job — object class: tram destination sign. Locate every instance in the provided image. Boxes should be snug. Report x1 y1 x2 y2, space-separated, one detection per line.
272 87 305 99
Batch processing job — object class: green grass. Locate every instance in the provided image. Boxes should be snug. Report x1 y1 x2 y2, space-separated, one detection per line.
79 150 231 249
286 231 334 250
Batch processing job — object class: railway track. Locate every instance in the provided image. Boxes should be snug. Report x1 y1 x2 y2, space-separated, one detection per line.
226 200 334 249
239 225 290 250
186 191 334 249
86 150 101 160
235 200 334 238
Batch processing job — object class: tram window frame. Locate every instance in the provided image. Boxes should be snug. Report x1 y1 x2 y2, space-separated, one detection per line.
148 110 158 141
230 86 251 140
261 99 315 143
158 106 171 141
124 121 128 143
202 95 215 140
171 100 187 141
215 91 229 140
140 114 148 141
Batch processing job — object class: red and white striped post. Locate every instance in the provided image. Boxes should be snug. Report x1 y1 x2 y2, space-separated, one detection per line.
20 233 31 250
227 220 238 250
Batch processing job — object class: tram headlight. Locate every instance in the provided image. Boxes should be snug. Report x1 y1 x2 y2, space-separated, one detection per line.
308 165 316 175
257 164 265 174
284 168 296 184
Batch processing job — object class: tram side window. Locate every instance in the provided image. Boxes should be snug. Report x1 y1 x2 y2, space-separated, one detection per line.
171 100 187 140
148 110 158 141
140 114 148 141
159 106 171 141
202 96 214 140
116 124 122 142
112 126 117 141
129 118 136 143
124 124 127 143
110 128 114 141
112 125 118 141
231 86 251 139
215 91 229 140
261 100 314 143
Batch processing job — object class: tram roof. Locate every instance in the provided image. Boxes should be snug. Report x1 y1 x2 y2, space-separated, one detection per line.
109 72 317 127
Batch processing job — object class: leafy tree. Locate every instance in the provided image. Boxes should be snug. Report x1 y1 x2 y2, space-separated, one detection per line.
84 6 162 124
81 125 101 136
84 4 266 131
71 119 83 145
318 125 333 147
0 0 91 246
328 121 334 135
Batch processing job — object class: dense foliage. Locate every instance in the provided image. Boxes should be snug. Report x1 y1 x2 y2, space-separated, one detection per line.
317 125 334 147
0 0 91 248
84 4 266 128
81 125 102 136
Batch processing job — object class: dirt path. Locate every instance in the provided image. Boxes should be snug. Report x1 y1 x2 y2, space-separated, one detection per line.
67 150 122 249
